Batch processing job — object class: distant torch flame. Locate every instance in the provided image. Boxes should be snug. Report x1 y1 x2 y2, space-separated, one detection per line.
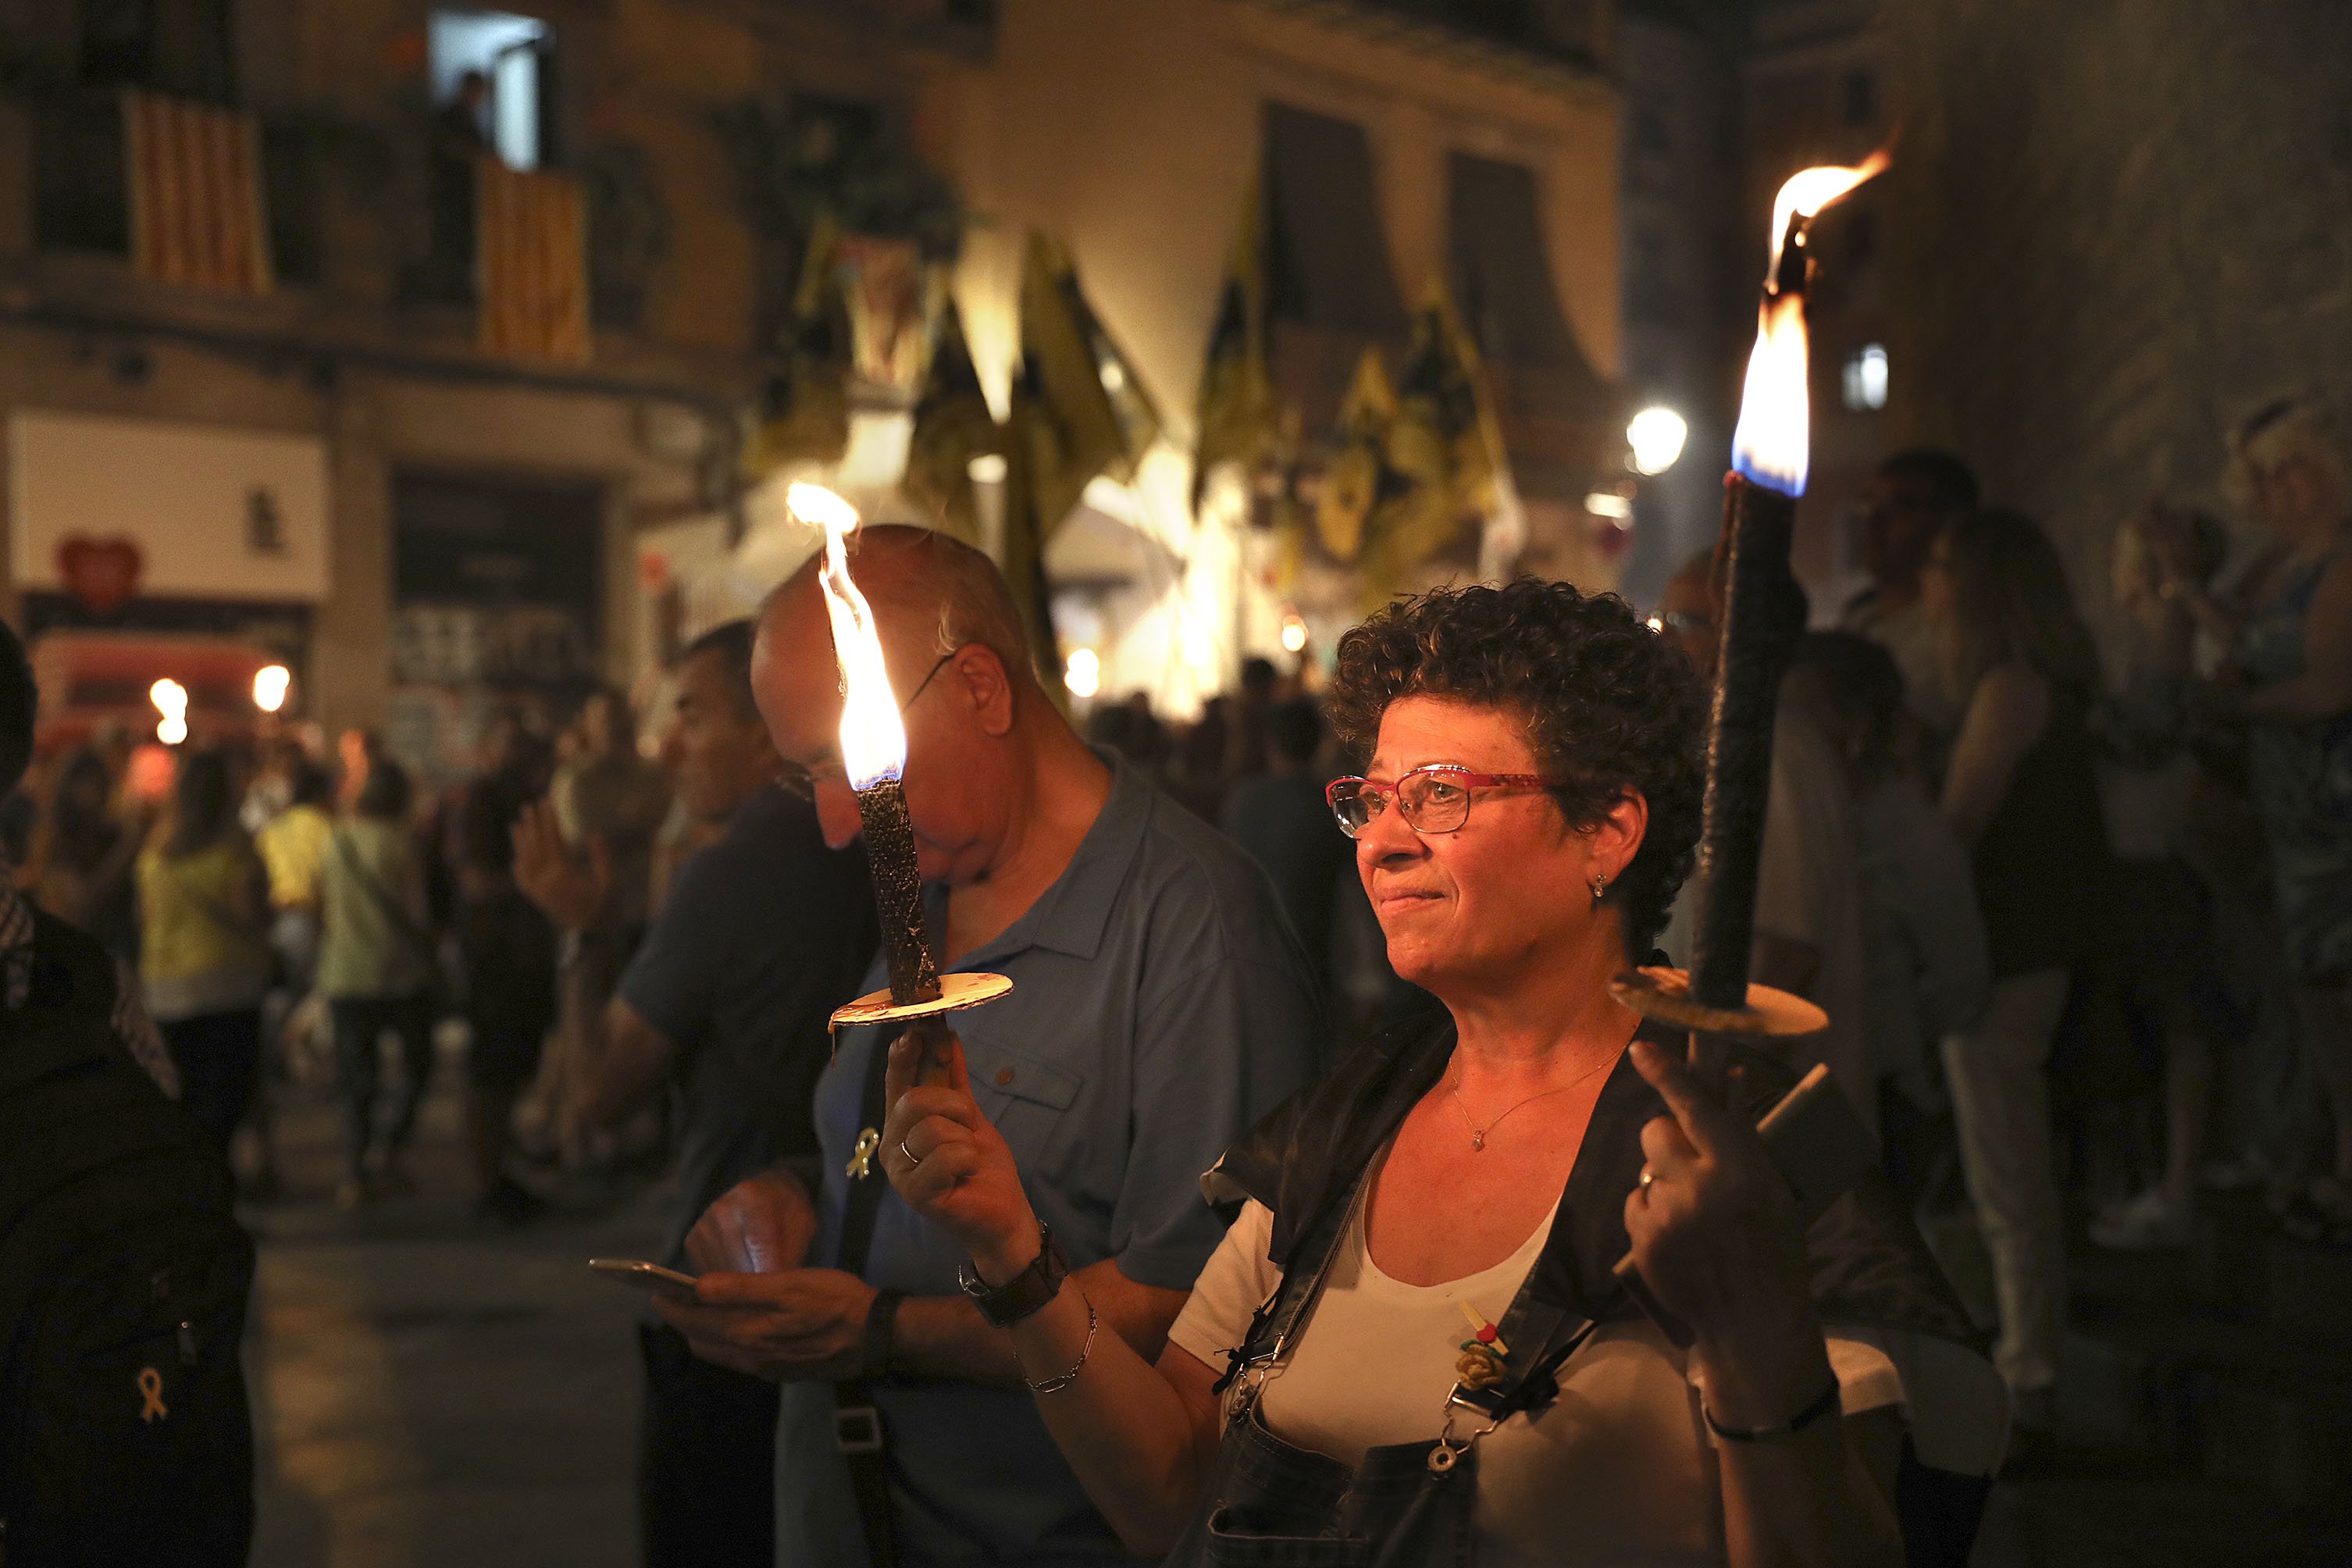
790 483 907 791
149 678 189 746
1731 152 1888 498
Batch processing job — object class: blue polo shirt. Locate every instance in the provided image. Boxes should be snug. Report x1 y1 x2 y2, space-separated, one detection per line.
788 753 1323 1566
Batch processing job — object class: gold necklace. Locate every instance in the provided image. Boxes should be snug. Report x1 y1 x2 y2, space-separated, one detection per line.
1445 1048 1620 1152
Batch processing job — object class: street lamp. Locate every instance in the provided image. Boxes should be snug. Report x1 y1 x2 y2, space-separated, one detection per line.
1627 406 1689 476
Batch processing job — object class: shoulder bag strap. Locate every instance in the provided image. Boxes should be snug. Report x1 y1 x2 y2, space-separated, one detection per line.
832 1034 896 1566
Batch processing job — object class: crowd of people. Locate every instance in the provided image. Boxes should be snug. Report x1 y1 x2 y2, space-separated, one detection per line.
1 396 2346 1566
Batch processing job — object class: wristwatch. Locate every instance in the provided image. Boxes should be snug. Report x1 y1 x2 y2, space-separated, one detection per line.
957 1224 1068 1328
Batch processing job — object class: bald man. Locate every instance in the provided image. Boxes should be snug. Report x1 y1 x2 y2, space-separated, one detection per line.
658 527 1320 1567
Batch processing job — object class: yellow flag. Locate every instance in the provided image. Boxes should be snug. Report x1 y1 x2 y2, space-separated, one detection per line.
1358 283 1502 597
743 210 850 478
903 282 996 543
1316 348 1399 564
1192 180 1281 514
999 380 1070 709
1018 233 1132 536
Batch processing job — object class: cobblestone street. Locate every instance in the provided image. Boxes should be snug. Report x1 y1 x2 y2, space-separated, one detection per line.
242 1048 660 1568
234 1049 2352 1567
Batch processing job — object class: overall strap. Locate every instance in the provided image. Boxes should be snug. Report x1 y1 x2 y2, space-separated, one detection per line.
1214 1164 1370 1404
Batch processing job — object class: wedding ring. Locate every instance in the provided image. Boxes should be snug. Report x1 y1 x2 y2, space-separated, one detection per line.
1638 1167 1656 1192
900 1139 920 1166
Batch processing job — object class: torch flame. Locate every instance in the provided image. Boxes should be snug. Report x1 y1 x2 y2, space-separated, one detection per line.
789 482 908 791
1764 151 1888 282
1731 152 1889 497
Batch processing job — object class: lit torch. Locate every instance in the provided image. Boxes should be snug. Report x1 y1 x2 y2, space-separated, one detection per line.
790 483 1010 1090
1606 155 1887 1343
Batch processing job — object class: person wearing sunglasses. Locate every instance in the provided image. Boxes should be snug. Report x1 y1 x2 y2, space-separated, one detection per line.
878 578 2001 1566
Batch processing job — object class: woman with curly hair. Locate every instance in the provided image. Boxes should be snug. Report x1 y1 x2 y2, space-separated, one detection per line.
876 579 1997 1566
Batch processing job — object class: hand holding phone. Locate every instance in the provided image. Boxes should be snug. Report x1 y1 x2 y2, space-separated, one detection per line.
588 1258 700 1299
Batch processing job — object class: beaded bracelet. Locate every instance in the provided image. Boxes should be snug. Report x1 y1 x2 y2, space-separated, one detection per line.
1703 1376 1843 1443
1025 1294 1099 1395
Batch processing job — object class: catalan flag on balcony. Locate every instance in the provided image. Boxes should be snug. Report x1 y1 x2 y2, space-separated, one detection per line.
476 156 591 363
121 89 273 294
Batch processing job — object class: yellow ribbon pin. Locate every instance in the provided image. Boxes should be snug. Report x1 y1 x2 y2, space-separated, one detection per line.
137 1367 168 1423
846 1128 882 1180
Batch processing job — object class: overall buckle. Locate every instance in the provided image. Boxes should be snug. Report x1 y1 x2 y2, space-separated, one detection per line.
833 1404 884 1454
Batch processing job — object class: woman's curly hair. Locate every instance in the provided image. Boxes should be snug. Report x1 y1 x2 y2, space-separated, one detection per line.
1325 578 1708 958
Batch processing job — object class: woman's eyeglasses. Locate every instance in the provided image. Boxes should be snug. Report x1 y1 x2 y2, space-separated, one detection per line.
1324 764 1570 839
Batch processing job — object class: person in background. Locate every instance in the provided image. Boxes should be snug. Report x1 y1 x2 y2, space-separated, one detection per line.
1658 550 1875 1137
1221 697 1352 1005
657 529 1320 1568
1167 693 1232 821
2163 398 2352 1242
515 619 876 1568
2082 504 2239 1249
1790 633 1990 1188
1843 449 1983 742
1923 507 2107 1427
138 750 273 1150
257 759 335 989
1227 653 1281 780
451 715 559 1224
26 746 144 961
541 686 672 1168
317 759 439 1208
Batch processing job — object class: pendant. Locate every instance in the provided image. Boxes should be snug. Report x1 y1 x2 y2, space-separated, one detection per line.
1471 1131 1485 1152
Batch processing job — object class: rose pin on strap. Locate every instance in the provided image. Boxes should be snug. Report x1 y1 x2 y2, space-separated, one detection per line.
791 484 1011 1175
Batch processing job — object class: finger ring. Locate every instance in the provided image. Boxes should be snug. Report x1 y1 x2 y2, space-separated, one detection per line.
1638 1168 1656 1192
899 1139 920 1165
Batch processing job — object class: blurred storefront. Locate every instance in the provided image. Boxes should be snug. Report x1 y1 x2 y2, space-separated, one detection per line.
0 0 1635 740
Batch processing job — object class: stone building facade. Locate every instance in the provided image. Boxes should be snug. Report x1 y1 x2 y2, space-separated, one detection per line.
0 0 1630 761
1880 0 2352 637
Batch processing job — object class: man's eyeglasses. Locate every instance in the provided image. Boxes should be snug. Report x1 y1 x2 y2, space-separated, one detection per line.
780 647 960 792
1325 764 1571 839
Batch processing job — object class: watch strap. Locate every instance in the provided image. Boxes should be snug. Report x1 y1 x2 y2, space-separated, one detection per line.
960 1225 1067 1328
862 1288 905 1380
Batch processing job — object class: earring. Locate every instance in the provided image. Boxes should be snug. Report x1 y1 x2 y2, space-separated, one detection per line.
1591 873 1609 901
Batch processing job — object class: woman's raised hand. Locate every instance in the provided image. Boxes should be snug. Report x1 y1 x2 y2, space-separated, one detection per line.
1621 1038 1816 1350
880 1028 1045 1281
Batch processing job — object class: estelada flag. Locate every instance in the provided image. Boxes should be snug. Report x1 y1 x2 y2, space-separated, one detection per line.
744 210 852 478
903 281 998 544
1191 180 1280 515
1018 233 1141 535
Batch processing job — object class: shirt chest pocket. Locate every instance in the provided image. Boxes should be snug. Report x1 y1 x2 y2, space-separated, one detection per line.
964 1039 1083 1130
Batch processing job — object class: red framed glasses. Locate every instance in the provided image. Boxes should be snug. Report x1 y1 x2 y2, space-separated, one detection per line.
1324 764 1571 838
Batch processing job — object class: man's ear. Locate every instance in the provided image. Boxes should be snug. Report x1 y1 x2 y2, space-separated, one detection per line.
956 645 1017 737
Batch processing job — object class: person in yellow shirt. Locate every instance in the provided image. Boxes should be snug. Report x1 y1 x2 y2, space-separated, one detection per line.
137 750 272 1151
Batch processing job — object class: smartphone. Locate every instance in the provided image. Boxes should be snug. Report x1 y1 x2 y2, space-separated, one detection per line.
588 1258 701 1299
